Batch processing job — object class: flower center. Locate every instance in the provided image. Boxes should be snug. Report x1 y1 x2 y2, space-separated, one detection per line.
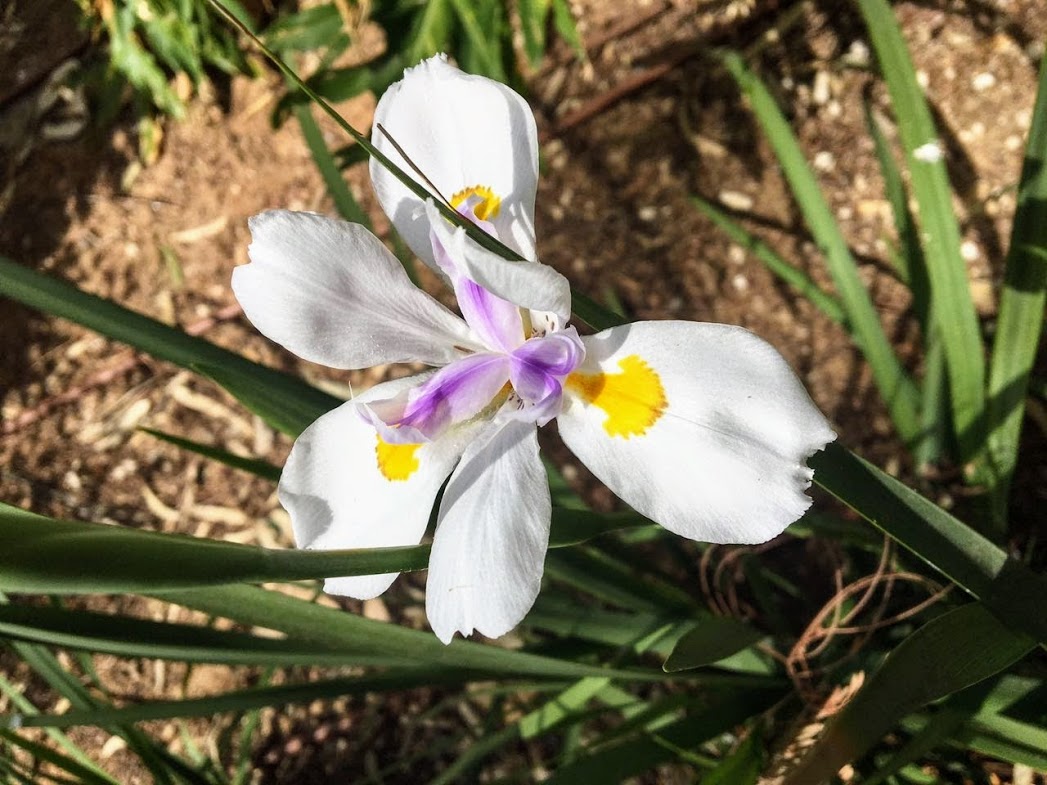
451 185 502 222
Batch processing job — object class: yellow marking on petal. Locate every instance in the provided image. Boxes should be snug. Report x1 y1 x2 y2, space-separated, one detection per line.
450 184 502 221
566 355 667 438
375 435 422 481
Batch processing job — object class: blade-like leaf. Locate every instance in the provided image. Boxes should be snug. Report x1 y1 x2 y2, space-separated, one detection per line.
863 102 948 468
856 0 986 464
518 0 550 65
0 254 341 438
140 427 280 482
6 670 473 730
782 602 1035 785
692 196 848 325
294 103 371 227
721 51 921 446
662 617 764 672
0 730 122 785
545 687 782 784
0 603 416 666
448 0 505 81
0 503 428 594
152 583 762 684
0 503 648 595
986 55 1047 521
811 443 1047 645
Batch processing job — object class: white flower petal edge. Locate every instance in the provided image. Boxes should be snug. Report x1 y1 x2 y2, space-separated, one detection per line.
279 375 471 599
558 321 836 545
426 420 551 644
424 200 572 323
370 54 539 267
233 210 482 369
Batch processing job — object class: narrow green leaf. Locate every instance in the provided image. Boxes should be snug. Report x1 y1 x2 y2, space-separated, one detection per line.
570 289 628 332
294 103 371 227
140 427 280 482
692 196 848 325
863 680 997 785
0 676 118 785
0 604 409 666
519 677 611 740
544 687 781 784
518 0 551 66
4 631 199 785
447 0 505 81
812 445 1000 594
0 503 649 595
986 55 1047 522
0 730 121 785
703 731 763 785
194 361 326 437
0 503 427 594
549 0 585 61
721 51 921 446
863 101 948 467
545 546 694 615
810 443 1047 645
662 617 764 672
0 255 341 438
7 670 472 730
526 597 677 652
152 583 705 683
955 714 1047 769
782 602 1035 785
856 0 986 464
403 0 455 63
863 102 930 319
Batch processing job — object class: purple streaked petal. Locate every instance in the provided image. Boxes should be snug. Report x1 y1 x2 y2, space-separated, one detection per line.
396 352 511 439
429 220 524 353
456 278 524 353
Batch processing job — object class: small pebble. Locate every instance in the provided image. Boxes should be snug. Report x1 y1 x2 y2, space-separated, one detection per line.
971 72 996 91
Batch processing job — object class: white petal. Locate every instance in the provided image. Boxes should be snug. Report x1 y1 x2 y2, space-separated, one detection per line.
233 210 481 369
278 375 468 599
425 200 572 322
425 420 551 644
370 55 539 268
557 321 836 545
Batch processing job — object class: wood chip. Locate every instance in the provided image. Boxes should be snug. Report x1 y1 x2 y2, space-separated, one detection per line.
168 215 229 244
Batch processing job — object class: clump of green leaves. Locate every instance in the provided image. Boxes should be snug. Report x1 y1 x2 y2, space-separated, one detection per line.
74 0 255 120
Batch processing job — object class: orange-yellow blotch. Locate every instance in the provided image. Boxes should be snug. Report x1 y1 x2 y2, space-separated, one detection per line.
566 355 667 438
450 184 502 221
375 435 422 481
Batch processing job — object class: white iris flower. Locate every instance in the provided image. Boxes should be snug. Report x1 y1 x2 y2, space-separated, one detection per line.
232 55 836 644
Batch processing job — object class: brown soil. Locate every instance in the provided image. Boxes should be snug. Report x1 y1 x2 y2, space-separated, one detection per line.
1 0 1044 782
